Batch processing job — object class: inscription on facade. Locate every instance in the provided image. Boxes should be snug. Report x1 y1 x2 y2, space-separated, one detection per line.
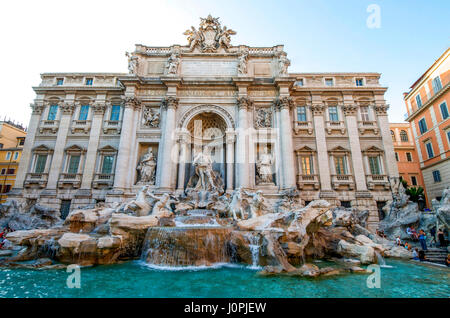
181 60 238 76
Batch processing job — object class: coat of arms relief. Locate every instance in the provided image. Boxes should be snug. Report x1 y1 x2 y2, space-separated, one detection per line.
183 15 236 53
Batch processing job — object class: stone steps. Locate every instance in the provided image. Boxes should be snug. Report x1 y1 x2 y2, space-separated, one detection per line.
423 248 447 265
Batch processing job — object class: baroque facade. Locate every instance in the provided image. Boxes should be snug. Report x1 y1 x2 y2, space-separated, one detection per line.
10 16 398 228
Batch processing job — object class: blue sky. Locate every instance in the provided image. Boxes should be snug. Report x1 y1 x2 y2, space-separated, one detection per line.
0 0 449 125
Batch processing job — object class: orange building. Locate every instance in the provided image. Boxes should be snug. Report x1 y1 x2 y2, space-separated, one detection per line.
404 48 450 203
390 123 426 202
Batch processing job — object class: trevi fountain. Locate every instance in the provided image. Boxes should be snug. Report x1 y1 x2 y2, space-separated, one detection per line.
0 15 448 298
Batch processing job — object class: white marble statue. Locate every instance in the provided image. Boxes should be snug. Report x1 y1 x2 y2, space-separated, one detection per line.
278 52 290 76
192 147 216 191
256 146 273 184
125 52 138 74
244 190 268 218
217 26 236 50
183 26 202 51
237 51 249 75
166 52 180 75
146 191 177 218
228 187 247 220
137 148 156 184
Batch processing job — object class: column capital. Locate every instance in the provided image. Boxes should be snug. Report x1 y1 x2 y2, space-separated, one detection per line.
226 131 236 144
123 97 142 110
162 96 179 110
237 97 252 111
274 96 293 110
342 104 357 116
374 104 389 115
61 102 75 115
310 104 325 116
30 103 44 115
92 102 107 114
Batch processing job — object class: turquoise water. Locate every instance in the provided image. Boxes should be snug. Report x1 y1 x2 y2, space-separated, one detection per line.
0 260 448 298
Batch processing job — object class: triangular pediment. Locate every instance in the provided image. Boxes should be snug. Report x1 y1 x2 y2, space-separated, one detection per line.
32 144 52 152
98 145 117 153
296 145 315 152
329 146 349 153
64 144 85 152
362 146 384 153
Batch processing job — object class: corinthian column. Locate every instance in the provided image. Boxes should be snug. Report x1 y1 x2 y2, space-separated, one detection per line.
226 130 236 191
176 132 189 192
275 97 296 189
375 104 399 178
13 102 44 190
158 97 178 191
311 104 333 192
342 104 368 192
46 101 74 189
236 97 251 188
80 102 106 189
113 97 140 191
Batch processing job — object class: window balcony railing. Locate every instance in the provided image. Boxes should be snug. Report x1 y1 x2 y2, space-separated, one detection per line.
293 121 314 135
331 174 355 190
103 120 122 134
71 120 91 134
366 174 390 190
325 121 346 135
24 173 48 188
57 173 82 188
39 120 59 134
92 173 115 189
358 121 379 135
296 174 320 190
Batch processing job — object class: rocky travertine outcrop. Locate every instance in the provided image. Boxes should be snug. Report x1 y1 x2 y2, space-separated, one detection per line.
0 201 62 230
0 192 416 274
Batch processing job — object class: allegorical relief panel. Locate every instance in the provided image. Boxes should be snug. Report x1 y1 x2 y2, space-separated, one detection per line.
142 106 161 128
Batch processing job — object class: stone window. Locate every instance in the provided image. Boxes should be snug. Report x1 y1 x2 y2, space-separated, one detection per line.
400 130 408 141
0 143 3 149
97 146 117 175
432 170 441 182
34 154 47 173
432 76 442 94
13 152 18 160
328 106 339 121
425 141 434 158
110 105 121 121
56 78 64 85
85 78 93 85
325 78 334 86
406 152 412 162
295 79 304 86
63 145 85 175
0 169 5 175
334 156 348 175
297 106 307 122
411 176 417 186
418 118 427 134
440 101 449 120
101 155 114 174
47 105 58 120
78 105 90 121
67 155 81 174
355 78 364 87
300 156 314 175
360 106 370 121
395 152 399 161
18 138 25 146
5 152 11 160
7 168 14 175
368 156 382 175
416 95 422 108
